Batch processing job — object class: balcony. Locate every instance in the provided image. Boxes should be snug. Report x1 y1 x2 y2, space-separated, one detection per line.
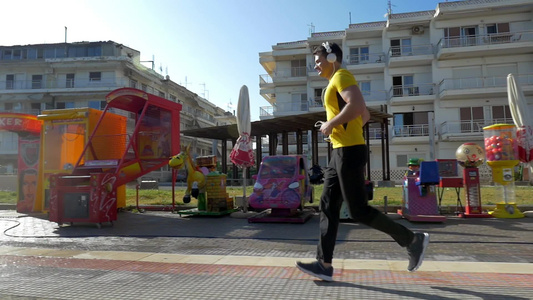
0 77 129 93
389 83 436 105
438 74 533 100
391 124 433 144
387 44 434 68
363 90 388 105
345 52 386 74
271 67 307 86
309 97 324 112
437 31 533 60
439 118 514 141
366 128 387 145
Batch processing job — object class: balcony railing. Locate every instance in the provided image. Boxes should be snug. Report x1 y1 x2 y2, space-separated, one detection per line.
275 67 307 78
437 30 533 50
388 44 434 58
389 83 435 99
309 97 323 108
440 118 514 136
366 128 387 140
259 74 273 85
0 78 129 91
393 124 430 137
438 74 533 94
346 52 386 65
259 106 274 117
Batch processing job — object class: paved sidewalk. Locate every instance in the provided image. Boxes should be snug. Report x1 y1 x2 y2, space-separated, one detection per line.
1 210 532 299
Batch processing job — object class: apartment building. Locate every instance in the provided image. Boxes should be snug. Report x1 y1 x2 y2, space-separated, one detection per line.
259 0 533 182
0 40 236 178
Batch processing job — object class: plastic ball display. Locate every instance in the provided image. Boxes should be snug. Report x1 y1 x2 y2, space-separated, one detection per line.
456 143 485 168
483 134 517 162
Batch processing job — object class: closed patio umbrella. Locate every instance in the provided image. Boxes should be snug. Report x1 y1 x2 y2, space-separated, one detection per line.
507 73 533 180
230 85 255 212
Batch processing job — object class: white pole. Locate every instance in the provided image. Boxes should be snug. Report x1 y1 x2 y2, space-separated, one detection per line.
242 168 248 212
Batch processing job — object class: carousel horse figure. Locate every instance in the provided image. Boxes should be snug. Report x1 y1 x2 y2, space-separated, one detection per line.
169 145 207 205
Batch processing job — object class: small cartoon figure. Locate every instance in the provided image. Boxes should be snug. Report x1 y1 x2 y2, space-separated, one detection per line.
406 158 421 176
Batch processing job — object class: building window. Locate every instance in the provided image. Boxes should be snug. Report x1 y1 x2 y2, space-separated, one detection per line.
291 59 306 77
158 91 165 98
31 103 41 113
88 100 107 110
349 47 369 64
359 81 371 96
129 79 137 88
390 38 412 56
89 72 101 82
6 74 14 89
393 111 429 136
392 75 414 97
87 46 102 56
492 105 511 123
32 75 43 89
460 106 484 133
291 93 307 111
2 49 12 60
66 73 75 88
56 102 75 109
12 49 22 60
397 154 421 168
44 48 55 58
141 83 147 91
4 103 13 111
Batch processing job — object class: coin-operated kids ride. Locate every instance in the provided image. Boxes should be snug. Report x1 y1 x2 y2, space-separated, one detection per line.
400 158 446 223
48 88 182 227
483 124 525 218
169 145 207 205
169 146 236 216
248 155 314 223
455 143 492 218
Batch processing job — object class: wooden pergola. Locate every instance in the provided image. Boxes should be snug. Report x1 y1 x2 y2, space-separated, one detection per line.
181 107 393 182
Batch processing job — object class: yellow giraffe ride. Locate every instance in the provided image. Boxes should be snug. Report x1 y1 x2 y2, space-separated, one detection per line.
168 145 206 205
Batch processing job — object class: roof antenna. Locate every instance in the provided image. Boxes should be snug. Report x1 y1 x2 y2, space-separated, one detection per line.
308 22 315 36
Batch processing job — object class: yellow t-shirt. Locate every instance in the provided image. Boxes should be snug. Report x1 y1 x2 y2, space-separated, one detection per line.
324 69 365 148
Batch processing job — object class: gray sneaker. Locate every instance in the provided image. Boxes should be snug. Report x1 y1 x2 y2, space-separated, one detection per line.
295 261 334 281
407 232 430 272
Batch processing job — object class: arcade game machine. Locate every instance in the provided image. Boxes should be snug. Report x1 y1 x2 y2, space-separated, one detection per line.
483 124 525 218
436 159 463 215
400 159 446 223
0 113 41 213
48 88 182 227
37 108 127 213
455 143 491 218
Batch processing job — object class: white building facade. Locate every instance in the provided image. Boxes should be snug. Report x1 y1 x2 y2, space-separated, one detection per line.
0 40 236 178
259 0 533 183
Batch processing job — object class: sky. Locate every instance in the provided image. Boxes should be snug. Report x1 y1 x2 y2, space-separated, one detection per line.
2 0 445 121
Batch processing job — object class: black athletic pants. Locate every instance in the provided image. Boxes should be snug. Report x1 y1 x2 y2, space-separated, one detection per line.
317 144 415 264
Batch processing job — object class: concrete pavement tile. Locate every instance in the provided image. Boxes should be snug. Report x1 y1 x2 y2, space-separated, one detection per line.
139 253 191 263
342 258 393 270
43 249 87 258
0 246 24 255
165 254 223 264
484 262 533 274
73 250 152 261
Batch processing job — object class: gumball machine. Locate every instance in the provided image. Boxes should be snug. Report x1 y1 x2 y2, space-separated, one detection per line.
455 143 491 218
483 124 525 218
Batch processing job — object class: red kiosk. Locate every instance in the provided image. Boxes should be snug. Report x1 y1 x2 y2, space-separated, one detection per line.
48 88 182 227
